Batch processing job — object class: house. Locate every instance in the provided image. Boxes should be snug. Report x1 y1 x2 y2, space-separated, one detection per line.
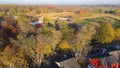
109 50 120 61
100 55 119 68
55 57 80 68
89 55 119 68
40 57 80 68
30 17 44 30
52 17 72 24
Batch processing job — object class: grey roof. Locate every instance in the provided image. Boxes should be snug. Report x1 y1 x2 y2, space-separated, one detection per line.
56 58 80 68
100 55 119 67
109 50 120 61
109 50 120 55
40 61 59 68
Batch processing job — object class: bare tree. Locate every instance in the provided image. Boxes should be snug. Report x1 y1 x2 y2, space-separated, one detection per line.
69 23 96 64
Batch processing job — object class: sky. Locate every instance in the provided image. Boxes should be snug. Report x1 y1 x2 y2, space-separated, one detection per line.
0 0 120 5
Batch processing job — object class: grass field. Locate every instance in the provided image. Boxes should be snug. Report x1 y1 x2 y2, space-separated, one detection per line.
36 12 120 28
77 16 120 28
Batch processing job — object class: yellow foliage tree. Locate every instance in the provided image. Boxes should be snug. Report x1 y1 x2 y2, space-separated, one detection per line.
115 28 120 40
58 41 70 53
0 11 4 17
96 23 115 43
43 45 52 55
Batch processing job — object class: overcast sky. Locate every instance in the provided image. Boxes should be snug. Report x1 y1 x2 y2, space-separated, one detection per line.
0 0 120 5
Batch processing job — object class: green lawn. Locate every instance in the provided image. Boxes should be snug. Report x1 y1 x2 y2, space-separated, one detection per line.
77 17 120 28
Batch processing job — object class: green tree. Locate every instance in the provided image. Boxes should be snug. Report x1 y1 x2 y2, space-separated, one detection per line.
95 23 115 43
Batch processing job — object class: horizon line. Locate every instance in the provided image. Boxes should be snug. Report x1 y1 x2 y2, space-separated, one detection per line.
0 3 120 6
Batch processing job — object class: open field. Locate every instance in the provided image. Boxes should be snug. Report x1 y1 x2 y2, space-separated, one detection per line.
37 12 120 22
80 13 120 20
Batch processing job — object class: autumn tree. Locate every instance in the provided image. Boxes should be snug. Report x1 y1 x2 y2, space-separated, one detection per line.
35 9 41 14
24 7 30 13
0 20 18 47
58 41 70 54
44 17 51 23
69 23 96 65
79 9 90 16
7 8 17 17
17 27 62 67
115 28 120 40
0 45 28 68
95 23 115 43
61 25 74 40
0 11 4 17
112 9 120 15
17 13 30 32
44 45 52 55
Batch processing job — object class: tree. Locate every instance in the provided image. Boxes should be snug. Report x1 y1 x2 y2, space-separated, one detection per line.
115 28 120 40
35 9 41 14
0 20 18 48
43 45 52 55
17 13 30 32
0 11 4 17
61 25 74 40
112 9 120 15
44 17 51 23
17 28 62 67
0 45 28 68
24 7 30 13
50 29 62 51
69 24 96 64
41 26 52 36
7 8 17 17
95 23 115 43
58 41 70 54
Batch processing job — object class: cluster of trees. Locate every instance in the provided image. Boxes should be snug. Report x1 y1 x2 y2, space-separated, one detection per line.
105 9 120 15
0 17 97 67
95 23 120 43
96 8 120 15
0 5 120 68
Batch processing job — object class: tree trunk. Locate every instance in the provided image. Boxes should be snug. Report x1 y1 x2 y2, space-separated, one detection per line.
37 63 41 68
75 52 79 61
